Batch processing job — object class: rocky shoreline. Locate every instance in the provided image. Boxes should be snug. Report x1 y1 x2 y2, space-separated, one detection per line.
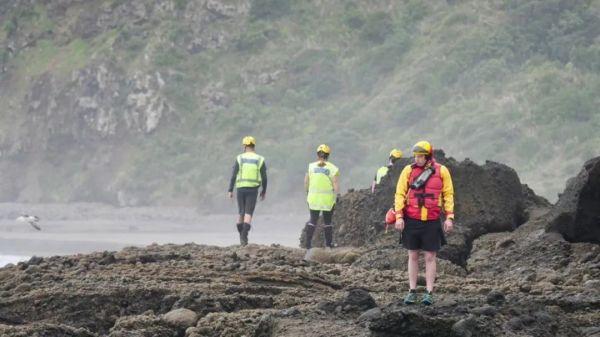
1 154 599 337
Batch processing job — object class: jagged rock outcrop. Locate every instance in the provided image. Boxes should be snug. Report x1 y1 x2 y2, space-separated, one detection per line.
546 156 600 243
302 150 549 266
0 0 251 205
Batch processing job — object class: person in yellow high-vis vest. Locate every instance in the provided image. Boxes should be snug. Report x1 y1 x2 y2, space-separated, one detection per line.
371 149 403 193
304 144 339 255
228 136 267 246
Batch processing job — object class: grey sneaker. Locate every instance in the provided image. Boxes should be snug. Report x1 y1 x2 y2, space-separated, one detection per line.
422 291 434 306
404 290 417 305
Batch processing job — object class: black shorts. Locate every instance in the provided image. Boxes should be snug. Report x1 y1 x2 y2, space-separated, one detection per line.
401 217 443 252
237 187 258 216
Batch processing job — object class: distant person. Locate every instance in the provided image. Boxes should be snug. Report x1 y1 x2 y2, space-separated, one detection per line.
372 149 403 193
304 144 339 257
228 136 267 246
394 141 454 306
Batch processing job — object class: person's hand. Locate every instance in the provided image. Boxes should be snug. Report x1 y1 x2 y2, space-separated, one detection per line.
444 218 454 233
228 192 233 199
395 218 405 231
260 191 266 201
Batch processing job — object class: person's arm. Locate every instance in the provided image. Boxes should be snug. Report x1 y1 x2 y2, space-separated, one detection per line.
304 173 309 193
333 175 339 194
440 165 455 220
371 180 376 193
394 165 411 219
260 162 267 198
228 161 239 193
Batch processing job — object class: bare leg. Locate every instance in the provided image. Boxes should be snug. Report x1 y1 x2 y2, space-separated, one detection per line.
408 250 420 290
244 214 252 224
424 251 437 292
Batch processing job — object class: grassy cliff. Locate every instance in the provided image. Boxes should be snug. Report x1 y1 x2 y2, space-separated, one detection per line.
0 0 599 208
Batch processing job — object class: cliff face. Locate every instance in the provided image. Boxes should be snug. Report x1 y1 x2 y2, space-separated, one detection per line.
0 0 251 206
1 0 599 207
1 157 599 337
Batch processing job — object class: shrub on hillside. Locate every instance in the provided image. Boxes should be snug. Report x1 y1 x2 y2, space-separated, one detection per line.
359 12 393 45
236 22 276 52
503 0 600 62
249 0 292 21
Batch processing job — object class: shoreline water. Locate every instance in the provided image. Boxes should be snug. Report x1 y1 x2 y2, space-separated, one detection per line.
0 255 29 267
0 203 305 260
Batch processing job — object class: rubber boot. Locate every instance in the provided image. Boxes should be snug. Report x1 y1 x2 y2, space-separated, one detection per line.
236 223 244 245
304 222 316 249
303 223 316 261
324 225 334 248
241 223 251 246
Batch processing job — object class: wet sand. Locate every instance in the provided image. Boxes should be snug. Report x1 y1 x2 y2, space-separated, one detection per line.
0 203 304 257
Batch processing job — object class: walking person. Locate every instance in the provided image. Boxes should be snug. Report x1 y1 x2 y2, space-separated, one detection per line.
228 136 267 246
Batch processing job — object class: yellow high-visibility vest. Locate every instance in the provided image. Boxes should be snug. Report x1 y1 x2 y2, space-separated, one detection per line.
235 152 264 188
307 161 339 211
375 166 389 184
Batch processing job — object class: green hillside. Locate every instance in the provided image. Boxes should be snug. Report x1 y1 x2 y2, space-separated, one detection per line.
0 0 599 208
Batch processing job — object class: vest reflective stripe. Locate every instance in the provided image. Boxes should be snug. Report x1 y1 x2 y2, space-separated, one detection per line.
307 161 338 211
376 166 389 184
312 167 331 175
236 153 264 188
240 158 260 165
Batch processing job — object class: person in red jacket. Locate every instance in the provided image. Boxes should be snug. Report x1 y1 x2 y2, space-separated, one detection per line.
394 140 455 306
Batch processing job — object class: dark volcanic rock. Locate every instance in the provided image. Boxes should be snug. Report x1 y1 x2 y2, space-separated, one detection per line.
316 286 376 315
306 150 542 267
486 290 505 306
341 288 377 312
0 323 97 337
108 314 175 337
452 315 495 337
0 242 597 337
367 304 458 337
547 156 600 243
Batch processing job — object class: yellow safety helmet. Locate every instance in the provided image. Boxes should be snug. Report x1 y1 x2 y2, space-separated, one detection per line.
389 149 403 159
242 136 256 146
412 140 432 156
317 144 331 154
